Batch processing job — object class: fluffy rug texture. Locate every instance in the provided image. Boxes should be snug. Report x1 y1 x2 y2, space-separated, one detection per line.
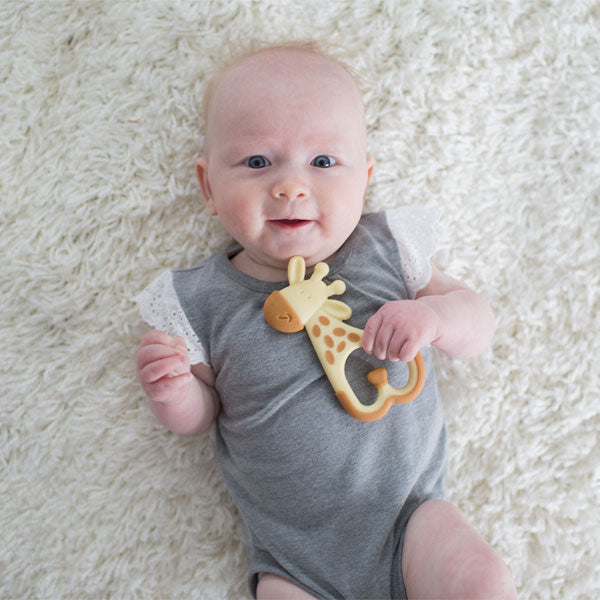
2 1 598 598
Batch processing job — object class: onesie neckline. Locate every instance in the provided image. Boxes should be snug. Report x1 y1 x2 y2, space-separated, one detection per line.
214 223 359 293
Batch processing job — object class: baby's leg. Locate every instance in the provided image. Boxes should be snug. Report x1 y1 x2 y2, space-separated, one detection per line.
256 573 318 600
402 499 517 599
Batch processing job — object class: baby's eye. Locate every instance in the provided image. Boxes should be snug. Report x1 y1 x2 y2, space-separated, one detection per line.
311 155 336 168
245 155 271 169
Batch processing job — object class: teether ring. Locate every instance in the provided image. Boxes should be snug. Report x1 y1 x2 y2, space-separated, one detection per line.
264 256 426 421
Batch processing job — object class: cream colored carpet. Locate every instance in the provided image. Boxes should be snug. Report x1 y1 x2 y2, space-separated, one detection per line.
2 1 598 598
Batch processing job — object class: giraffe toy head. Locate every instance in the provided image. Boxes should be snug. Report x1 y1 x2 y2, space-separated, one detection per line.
264 256 348 333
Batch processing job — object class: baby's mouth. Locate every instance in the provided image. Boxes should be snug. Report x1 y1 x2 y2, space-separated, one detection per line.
268 218 314 230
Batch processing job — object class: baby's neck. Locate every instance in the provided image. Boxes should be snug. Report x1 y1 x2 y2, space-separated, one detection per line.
230 251 288 281
230 249 338 282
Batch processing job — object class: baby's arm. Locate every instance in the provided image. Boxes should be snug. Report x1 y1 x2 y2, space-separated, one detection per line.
136 330 220 435
362 264 495 361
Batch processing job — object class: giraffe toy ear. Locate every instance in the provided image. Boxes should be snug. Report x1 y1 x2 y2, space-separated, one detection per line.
323 299 352 321
327 280 346 297
310 262 329 282
287 256 306 284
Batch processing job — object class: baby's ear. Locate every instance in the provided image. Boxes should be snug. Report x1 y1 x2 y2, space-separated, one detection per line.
196 157 216 215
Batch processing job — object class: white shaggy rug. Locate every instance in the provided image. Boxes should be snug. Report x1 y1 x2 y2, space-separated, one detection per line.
2 1 598 598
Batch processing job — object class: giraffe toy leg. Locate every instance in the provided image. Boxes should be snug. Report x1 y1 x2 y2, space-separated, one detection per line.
367 352 426 406
335 352 426 422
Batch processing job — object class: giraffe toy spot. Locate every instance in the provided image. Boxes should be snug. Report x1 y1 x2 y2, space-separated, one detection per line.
324 335 334 348
325 350 335 365
337 341 346 352
333 328 346 337
312 325 321 337
348 332 361 343
319 316 330 326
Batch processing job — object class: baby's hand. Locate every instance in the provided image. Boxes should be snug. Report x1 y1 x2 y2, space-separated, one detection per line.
362 300 440 362
136 330 192 405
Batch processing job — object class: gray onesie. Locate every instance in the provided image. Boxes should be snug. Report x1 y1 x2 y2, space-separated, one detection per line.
137 209 447 599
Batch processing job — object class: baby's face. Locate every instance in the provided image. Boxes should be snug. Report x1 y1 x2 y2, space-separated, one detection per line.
197 48 374 280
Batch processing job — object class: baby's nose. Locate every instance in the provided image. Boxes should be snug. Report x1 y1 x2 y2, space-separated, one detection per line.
271 176 310 201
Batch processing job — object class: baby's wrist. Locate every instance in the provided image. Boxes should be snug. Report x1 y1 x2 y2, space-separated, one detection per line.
415 296 447 343
415 295 445 322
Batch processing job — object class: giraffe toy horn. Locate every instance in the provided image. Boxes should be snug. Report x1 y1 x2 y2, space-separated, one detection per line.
264 256 426 421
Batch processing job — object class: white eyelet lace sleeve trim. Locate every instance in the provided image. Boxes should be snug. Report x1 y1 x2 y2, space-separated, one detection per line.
385 205 440 298
134 270 210 366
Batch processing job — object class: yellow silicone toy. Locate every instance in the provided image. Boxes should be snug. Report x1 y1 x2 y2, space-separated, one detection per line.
264 256 426 422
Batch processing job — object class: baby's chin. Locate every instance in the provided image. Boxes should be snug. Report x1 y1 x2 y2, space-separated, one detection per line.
237 225 349 278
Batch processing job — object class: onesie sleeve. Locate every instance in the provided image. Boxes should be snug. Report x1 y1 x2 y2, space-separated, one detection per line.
385 205 440 298
134 270 210 366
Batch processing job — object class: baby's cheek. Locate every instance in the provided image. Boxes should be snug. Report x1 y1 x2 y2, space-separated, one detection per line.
220 201 260 238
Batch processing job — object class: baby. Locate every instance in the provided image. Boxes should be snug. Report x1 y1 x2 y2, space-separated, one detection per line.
136 42 516 599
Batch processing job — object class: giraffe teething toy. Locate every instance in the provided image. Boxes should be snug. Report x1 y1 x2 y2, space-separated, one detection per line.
264 256 426 421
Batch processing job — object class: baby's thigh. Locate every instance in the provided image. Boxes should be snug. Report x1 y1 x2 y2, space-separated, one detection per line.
256 573 318 600
401 499 516 599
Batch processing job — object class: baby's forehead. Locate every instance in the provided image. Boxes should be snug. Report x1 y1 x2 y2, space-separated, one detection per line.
202 46 367 153
208 47 363 116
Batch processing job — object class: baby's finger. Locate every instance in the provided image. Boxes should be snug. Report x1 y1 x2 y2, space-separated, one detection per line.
147 372 193 404
372 322 395 361
398 340 419 362
171 336 188 352
362 313 383 354
141 329 173 347
137 343 188 372
139 356 190 385
141 330 187 353
386 333 407 362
